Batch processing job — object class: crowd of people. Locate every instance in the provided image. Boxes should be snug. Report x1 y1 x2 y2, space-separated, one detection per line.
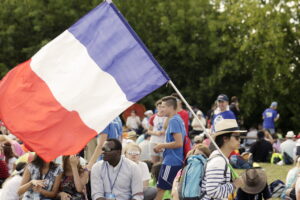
0 93 300 200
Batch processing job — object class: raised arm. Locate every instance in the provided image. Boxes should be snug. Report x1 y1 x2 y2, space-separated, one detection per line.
70 155 89 192
86 133 108 171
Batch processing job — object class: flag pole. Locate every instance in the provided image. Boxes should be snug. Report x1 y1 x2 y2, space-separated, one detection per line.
168 80 239 178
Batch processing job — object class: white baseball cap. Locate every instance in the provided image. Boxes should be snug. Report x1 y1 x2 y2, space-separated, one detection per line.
286 131 295 138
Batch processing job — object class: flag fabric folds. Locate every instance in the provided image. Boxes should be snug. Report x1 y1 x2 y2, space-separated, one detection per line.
0 1 169 161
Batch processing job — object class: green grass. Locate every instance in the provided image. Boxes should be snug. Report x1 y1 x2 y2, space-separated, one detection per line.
235 163 293 199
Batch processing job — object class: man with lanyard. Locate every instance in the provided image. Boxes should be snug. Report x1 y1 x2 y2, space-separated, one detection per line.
153 96 186 200
91 138 143 200
212 94 236 133
86 117 123 170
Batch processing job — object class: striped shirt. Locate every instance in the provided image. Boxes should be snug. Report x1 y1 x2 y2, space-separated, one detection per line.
201 150 234 200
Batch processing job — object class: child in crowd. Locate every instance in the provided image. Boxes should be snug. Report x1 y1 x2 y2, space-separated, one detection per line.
124 143 157 200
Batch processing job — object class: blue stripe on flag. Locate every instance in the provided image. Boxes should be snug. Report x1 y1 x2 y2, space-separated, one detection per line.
68 2 169 102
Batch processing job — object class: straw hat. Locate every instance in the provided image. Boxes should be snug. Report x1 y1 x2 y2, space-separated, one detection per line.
214 119 246 137
241 168 267 194
126 131 137 139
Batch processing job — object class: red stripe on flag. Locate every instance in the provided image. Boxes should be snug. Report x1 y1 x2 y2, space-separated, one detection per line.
0 60 97 161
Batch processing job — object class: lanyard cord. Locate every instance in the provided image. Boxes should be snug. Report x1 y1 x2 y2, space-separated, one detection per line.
106 159 123 193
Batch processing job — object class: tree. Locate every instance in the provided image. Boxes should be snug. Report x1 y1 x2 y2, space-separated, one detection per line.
0 0 299 132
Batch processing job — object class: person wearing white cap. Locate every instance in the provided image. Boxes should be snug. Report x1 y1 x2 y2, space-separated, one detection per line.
280 131 296 160
142 110 153 130
190 110 206 138
262 101 279 134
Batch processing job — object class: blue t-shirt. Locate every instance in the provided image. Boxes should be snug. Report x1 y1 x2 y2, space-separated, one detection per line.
101 117 122 139
263 108 278 129
163 114 186 166
114 116 123 135
212 110 236 132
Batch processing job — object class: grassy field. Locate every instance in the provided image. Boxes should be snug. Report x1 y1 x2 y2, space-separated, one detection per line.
235 163 293 199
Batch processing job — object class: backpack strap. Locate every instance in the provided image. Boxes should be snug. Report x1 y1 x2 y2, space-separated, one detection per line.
200 154 229 200
207 154 229 178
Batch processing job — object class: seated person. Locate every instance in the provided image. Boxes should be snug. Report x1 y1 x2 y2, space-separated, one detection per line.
91 139 143 200
283 156 300 200
0 162 26 200
235 168 271 200
124 143 157 200
249 131 273 162
0 159 9 187
189 111 206 138
57 155 89 200
18 155 62 199
229 151 252 169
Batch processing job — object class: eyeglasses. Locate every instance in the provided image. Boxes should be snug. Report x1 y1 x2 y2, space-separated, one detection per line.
231 134 240 140
127 151 140 156
102 146 117 152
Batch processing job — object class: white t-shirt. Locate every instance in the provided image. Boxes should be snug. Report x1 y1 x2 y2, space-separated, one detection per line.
138 140 151 161
126 116 141 130
142 117 149 129
281 139 296 159
246 129 258 145
137 161 151 182
150 115 166 143
191 117 206 131
8 157 17 175
0 175 22 200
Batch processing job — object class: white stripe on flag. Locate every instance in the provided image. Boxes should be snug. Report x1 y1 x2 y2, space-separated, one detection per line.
31 30 133 132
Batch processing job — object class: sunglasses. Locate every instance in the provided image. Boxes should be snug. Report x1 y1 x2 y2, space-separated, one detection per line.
127 151 140 156
102 146 117 152
231 134 240 140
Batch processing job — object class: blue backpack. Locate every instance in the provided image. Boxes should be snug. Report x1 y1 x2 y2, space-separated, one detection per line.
178 154 207 200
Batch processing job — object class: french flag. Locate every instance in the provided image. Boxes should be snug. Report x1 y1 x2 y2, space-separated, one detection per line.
0 1 169 161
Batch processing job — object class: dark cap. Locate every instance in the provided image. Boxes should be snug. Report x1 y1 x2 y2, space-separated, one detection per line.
217 94 229 102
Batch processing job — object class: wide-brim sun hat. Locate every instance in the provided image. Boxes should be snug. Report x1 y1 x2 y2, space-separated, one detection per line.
213 119 246 137
241 168 267 194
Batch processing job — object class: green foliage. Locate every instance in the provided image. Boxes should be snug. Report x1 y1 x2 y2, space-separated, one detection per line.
0 0 299 132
